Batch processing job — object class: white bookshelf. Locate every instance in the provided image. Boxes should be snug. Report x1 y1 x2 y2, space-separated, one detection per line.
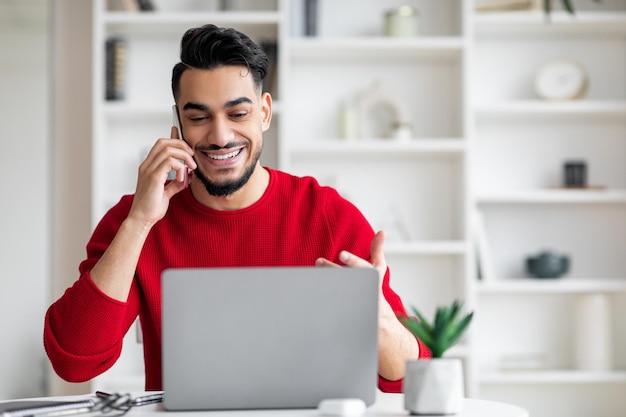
283 4 473 398
472 2 626 416
90 0 288 391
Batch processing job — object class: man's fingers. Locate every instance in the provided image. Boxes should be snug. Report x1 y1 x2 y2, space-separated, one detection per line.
338 250 372 268
315 257 339 267
316 230 387 272
370 230 387 268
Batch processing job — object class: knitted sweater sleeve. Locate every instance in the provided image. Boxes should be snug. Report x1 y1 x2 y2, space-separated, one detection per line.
43 196 141 383
321 187 431 394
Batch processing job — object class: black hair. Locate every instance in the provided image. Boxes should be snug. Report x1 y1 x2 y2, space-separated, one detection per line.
171 24 269 99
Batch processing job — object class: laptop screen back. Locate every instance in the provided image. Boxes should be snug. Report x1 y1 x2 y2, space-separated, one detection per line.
161 266 379 411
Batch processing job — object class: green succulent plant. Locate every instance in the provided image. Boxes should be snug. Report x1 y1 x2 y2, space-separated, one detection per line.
400 300 473 359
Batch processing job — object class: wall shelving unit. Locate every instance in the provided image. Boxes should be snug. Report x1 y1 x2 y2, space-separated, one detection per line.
282 2 474 397
90 0 625 415
472 1 626 416
90 0 285 393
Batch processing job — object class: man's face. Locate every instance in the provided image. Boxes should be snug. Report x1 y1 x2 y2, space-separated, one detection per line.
176 66 271 197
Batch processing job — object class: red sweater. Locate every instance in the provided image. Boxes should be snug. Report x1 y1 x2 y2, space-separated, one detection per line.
44 168 429 393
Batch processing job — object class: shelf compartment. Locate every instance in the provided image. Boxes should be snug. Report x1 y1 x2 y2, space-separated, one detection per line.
478 382 626 417
475 293 626 380
475 204 626 280
477 278 626 294
287 56 464 140
289 155 465 243
309 0 464 38
479 370 626 384
473 111 626 193
473 33 626 103
385 254 467 319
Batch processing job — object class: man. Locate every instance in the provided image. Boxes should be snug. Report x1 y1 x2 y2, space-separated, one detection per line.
44 24 430 393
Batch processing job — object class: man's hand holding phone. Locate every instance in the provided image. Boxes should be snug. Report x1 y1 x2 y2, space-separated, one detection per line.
128 117 196 229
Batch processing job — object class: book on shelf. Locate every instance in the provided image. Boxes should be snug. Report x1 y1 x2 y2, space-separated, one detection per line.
107 0 138 11
107 0 155 12
304 0 318 36
135 0 155 11
260 40 278 94
105 37 127 101
289 0 304 36
472 210 496 282
0 398 95 417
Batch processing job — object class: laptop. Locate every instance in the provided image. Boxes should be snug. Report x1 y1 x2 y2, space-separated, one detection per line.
161 266 379 411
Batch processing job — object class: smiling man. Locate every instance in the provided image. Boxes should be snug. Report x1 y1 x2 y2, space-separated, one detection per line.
174 64 270 207
44 24 430 394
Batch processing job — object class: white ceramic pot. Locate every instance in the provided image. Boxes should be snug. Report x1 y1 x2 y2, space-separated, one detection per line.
404 358 464 415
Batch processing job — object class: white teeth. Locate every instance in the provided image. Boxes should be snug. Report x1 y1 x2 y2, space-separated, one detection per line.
207 149 241 160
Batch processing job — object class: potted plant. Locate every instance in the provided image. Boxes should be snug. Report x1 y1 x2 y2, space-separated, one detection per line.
399 300 473 415
543 0 600 15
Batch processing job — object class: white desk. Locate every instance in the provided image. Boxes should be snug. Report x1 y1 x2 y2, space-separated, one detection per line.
123 391 527 417
2 392 528 417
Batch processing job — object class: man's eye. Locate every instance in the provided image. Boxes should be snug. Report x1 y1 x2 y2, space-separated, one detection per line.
231 112 247 119
190 116 208 122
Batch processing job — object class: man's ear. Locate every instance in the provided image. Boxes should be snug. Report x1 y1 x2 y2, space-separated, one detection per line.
260 92 272 132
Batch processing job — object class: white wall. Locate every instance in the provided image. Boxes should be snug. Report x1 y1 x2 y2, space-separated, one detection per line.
49 0 93 396
0 0 51 400
0 0 93 399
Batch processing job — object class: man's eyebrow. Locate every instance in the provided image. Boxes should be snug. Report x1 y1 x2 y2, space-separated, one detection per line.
182 102 208 111
225 97 253 108
182 97 253 112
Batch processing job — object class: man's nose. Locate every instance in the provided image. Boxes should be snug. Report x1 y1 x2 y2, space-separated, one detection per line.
208 116 235 146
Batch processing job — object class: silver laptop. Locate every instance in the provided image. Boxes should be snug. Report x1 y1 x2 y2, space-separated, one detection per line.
161 266 379 411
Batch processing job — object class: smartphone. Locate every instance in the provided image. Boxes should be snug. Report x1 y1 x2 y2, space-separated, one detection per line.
171 104 190 188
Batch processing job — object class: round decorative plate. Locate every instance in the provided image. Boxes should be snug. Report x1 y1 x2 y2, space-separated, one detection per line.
534 59 588 100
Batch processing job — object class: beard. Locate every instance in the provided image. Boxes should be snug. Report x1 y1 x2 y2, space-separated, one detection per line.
193 146 262 197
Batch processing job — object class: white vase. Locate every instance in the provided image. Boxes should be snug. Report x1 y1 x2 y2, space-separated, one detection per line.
574 293 612 371
404 358 464 415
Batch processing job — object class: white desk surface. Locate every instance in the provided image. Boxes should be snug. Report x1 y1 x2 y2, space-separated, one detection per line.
119 391 528 417
2 391 529 417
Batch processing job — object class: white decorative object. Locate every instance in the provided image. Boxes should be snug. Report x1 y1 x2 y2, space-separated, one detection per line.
340 99 359 140
392 122 413 141
574 293 612 371
355 81 401 139
384 6 419 37
534 59 588 101
404 359 464 415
